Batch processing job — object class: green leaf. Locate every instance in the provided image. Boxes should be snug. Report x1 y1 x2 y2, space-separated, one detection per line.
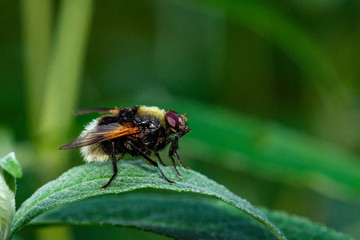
0 173 14 240
0 152 23 179
11 161 286 240
30 193 351 240
0 152 20 240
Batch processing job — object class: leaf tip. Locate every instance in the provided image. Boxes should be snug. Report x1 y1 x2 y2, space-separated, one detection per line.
1 152 23 179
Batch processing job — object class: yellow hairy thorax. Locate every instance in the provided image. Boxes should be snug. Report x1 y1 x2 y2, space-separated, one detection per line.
137 106 166 126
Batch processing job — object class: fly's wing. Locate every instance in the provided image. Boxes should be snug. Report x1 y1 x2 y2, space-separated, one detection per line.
73 108 121 116
59 123 139 150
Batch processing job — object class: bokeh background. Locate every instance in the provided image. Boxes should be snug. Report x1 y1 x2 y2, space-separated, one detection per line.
1 0 360 239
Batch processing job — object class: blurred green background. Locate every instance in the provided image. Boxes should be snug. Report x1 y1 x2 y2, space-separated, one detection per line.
1 0 360 239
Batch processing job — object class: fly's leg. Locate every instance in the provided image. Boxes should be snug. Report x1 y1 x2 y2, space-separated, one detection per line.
169 154 182 178
170 137 189 170
101 142 123 189
155 152 167 166
175 151 189 170
129 141 175 184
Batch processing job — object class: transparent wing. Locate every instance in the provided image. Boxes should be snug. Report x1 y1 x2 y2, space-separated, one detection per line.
59 123 139 150
73 108 121 116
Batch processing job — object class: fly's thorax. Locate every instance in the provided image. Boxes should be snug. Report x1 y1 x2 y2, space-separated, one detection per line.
137 106 166 126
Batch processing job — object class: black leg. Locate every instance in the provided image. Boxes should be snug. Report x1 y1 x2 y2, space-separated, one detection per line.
168 138 184 176
101 142 118 189
170 154 182 178
169 137 189 170
175 151 189 170
169 137 177 156
155 152 167 166
129 141 175 184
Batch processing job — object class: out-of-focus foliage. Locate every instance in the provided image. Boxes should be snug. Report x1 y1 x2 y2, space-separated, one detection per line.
1 0 360 239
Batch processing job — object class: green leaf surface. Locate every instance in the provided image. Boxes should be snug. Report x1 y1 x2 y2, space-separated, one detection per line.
30 193 351 240
0 153 18 240
0 152 22 179
11 161 285 239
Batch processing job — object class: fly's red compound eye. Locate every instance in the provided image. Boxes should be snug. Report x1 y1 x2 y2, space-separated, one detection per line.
166 110 179 130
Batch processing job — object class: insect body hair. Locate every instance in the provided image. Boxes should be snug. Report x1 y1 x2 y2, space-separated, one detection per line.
80 118 110 162
137 106 166 126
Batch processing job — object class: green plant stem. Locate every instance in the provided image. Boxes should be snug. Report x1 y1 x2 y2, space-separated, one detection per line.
21 0 52 135
36 0 93 177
